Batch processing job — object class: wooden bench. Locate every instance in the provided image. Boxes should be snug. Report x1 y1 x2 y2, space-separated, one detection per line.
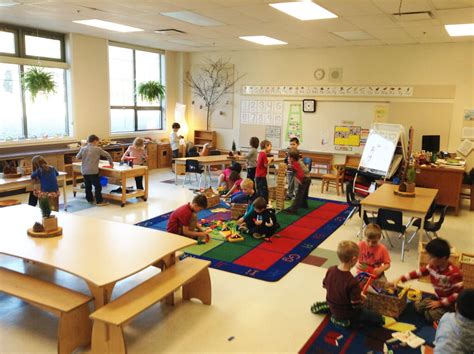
0 267 93 354
90 257 211 354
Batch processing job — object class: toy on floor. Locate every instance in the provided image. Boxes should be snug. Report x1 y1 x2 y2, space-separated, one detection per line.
391 331 425 349
356 271 377 295
407 289 422 302
226 233 244 242
383 316 417 332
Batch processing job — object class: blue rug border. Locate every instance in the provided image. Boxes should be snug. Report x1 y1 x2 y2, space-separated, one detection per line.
136 197 351 282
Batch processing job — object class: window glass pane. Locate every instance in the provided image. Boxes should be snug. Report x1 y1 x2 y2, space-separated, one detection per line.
0 31 15 54
0 64 23 140
109 46 134 106
25 35 61 59
24 66 68 138
136 50 161 107
111 109 135 133
137 110 161 130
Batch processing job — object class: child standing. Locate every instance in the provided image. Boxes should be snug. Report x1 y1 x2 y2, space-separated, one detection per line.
283 149 310 214
244 137 259 182
76 134 114 206
255 139 273 202
122 137 147 190
390 238 463 323
311 240 384 328
167 194 209 240
285 137 301 200
170 122 183 158
356 223 391 281
242 196 279 240
28 155 60 211
434 289 474 354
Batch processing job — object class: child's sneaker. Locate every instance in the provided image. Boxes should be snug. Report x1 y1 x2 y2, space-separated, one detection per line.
252 233 264 239
310 301 330 314
96 201 109 207
330 316 351 328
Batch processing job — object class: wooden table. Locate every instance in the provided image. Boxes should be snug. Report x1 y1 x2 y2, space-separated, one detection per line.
0 205 195 308
0 172 68 210
415 165 465 215
361 184 438 259
173 155 232 186
72 161 148 207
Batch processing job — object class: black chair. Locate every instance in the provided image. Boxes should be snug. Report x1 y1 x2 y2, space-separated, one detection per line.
409 205 448 242
183 159 205 188
376 208 412 261
344 182 361 225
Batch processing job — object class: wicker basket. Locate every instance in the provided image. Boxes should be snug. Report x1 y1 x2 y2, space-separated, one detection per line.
365 280 408 318
418 242 460 283
202 188 220 208
231 203 247 219
460 253 474 289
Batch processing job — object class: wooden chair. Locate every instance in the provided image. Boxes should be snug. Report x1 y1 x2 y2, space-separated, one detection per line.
90 257 211 354
0 267 93 354
321 164 345 195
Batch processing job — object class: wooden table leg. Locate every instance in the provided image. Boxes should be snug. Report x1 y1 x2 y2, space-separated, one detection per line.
87 282 116 309
144 169 148 202
61 175 68 211
121 173 126 207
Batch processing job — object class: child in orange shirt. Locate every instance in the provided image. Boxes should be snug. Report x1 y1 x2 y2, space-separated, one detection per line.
356 223 391 281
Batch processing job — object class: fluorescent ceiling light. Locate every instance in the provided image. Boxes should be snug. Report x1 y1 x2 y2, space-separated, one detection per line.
333 31 373 41
0 1 20 7
73 19 144 33
269 1 337 21
161 11 224 26
239 36 287 45
445 23 474 37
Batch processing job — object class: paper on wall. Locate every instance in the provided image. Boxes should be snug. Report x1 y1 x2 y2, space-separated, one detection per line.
457 139 473 157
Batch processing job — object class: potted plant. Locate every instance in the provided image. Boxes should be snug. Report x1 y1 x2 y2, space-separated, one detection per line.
405 166 416 193
22 67 56 102
38 192 58 231
137 80 165 103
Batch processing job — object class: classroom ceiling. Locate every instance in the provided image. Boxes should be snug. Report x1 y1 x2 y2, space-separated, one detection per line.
0 0 473 52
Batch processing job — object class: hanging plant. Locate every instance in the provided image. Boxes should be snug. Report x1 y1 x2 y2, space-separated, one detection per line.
137 80 165 103
22 67 56 102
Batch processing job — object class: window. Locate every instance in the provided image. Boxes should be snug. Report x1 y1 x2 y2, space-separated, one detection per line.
0 25 68 141
109 44 164 133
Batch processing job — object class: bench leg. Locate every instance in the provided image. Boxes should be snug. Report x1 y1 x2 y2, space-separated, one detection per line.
91 321 126 354
57 303 92 354
182 268 212 305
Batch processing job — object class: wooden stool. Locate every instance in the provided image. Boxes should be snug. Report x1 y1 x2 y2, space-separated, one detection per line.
321 164 346 195
0 199 21 207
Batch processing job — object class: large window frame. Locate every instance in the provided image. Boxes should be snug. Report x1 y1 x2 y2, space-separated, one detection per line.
0 23 69 141
109 43 165 134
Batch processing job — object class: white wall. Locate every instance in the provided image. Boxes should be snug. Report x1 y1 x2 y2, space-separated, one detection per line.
188 42 474 166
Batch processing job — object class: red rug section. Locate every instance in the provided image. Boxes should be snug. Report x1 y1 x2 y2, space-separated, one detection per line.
258 236 302 254
293 217 328 230
234 248 284 270
277 225 315 240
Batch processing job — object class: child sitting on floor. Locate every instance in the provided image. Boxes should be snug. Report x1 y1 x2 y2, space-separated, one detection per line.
311 240 384 328
218 162 242 191
234 178 258 213
356 223 391 281
434 289 474 354
390 238 463 323
241 196 279 241
121 137 147 190
222 171 242 199
167 194 209 241
28 155 60 211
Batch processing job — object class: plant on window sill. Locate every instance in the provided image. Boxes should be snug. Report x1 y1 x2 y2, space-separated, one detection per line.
137 81 165 103
22 67 56 102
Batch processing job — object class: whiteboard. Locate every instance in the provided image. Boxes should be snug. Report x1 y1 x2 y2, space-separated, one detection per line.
239 100 389 153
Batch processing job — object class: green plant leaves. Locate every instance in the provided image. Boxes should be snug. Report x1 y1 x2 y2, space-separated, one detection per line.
22 67 57 102
137 80 165 103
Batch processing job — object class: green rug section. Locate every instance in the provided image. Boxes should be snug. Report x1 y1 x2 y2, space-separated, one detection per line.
309 248 340 269
183 238 224 256
203 242 252 262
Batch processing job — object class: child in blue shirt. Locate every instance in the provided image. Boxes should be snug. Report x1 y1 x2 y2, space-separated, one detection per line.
28 155 60 210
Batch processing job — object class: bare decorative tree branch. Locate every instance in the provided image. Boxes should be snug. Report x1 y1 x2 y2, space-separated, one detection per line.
185 58 244 130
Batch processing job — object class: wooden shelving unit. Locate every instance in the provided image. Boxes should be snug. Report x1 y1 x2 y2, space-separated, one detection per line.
194 130 216 148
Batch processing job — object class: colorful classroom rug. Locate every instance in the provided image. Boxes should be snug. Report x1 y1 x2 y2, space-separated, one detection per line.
299 302 436 354
137 197 350 282
301 248 340 269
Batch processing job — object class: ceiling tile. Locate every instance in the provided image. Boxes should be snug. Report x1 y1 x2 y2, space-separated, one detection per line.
364 27 413 39
436 8 474 24
348 14 397 29
431 0 474 10
316 0 384 16
372 0 433 14
403 24 452 39
193 7 261 26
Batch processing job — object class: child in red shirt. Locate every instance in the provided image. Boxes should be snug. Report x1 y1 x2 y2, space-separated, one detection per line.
356 223 391 281
255 139 273 202
283 149 310 214
167 194 209 241
391 238 463 323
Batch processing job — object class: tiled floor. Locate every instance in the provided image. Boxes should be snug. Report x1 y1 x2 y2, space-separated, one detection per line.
1 169 473 353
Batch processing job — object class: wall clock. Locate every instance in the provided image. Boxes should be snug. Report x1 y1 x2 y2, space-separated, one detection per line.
314 68 325 80
303 99 316 113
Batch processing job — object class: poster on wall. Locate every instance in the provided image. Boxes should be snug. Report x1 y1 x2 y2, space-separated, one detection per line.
285 103 303 142
374 105 389 122
265 126 282 149
334 126 361 146
240 99 283 126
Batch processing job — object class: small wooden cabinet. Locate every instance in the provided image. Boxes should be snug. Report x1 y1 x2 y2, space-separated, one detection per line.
157 143 172 168
146 143 158 170
194 130 217 148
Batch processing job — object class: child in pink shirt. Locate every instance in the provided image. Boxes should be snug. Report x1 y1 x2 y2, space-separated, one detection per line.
356 223 391 281
122 137 147 190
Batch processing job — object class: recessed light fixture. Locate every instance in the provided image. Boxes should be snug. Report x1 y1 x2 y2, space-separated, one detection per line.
154 29 186 35
73 19 144 33
0 0 20 7
333 31 373 41
239 36 287 45
445 23 474 37
161 11 224 27
269 1 337 21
